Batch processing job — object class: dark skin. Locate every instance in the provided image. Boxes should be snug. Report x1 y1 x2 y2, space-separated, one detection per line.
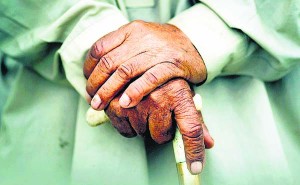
84 20 207 110
84 20 213 174
104 79 214 174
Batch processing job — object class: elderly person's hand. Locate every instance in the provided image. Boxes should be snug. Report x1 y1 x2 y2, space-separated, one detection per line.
84 20 207 110
104 79 214 174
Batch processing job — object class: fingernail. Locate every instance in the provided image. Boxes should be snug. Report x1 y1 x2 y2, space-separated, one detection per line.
119 93 131 107
85 91 92 103
191 161 203 174
91 94 101 109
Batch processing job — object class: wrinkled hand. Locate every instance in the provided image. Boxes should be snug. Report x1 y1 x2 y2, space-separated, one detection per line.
105 79 214 174
84 20 207 110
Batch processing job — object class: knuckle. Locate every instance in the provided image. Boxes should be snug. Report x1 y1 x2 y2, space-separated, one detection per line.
185 141 205 162
116 63 134 80
99 56 113 74
181 123 202 139
108 100 123 116
152 127 174 144
129 20 145 28
91 41 103 57
175 88 190 99
129 82 144 97
172 51 185 64
124 72 159 101
174 90 192 105
182 127 205 162
166 60 188 79
172 89 192 109
143 71 159 85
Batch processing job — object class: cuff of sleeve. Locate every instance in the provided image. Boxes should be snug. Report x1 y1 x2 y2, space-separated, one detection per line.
59 4 128 97
169 3 246 83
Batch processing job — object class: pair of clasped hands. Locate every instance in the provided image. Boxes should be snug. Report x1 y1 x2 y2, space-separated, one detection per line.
84 21 214 175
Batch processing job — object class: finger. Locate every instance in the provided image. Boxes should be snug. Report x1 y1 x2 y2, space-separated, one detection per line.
86 52 121 98
86 42 135 97
148 109 174 144
83 28 128 78
83 50 99 79
127 106 148 136
89 53 154 110
86 39 153 108
109 115 137 138
119 62 185 108
105 99 136 137
173 90 205 175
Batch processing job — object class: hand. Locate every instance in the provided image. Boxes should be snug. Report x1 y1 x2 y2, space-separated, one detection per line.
105 79 214 174
84 20 207 110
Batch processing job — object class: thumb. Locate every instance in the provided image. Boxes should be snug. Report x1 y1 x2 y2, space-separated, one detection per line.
174 91 205 175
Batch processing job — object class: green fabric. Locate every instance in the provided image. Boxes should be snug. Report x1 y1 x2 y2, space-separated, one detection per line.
0 0 299 185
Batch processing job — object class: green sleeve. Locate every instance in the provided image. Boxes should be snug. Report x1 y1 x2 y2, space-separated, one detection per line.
0 0 128 96
169 1 300 83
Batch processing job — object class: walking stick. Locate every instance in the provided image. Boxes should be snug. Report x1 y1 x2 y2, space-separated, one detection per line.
86 94 203 185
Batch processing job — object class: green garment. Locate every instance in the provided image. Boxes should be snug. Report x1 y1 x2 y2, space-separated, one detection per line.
0 0 299 185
